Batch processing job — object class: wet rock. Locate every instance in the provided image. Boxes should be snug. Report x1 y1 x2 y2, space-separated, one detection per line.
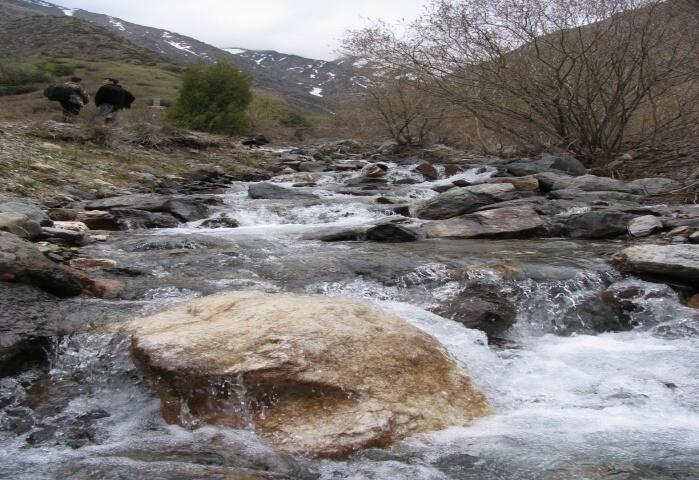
0 213 42 240
377 141 400 155
394 178 419 185
421 206 545 239
690 231 699 244
163 199 211 222
687 293 699 309
393 205 411 216
443 164 463 177
0 232 83 297
551 175 636 193
40 227 92 246
79 210 120 231
200 214 240 229
116 234 234 252
248 182 319 200
0 201 52 226
315 227 367 242
560 291 634 334
432 283 516 338
129 292 489 458
344 177 389 187
86 194 219 220
612 244 699 284
628 215 663 237
414 162 440 180
110 208 180 229
415 183 517 220
550 189 643 203
551 211 636 239
365 224 420 243
361 163 389 178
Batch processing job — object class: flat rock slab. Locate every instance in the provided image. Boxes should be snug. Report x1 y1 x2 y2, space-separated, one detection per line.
129 292 489 458
248 182 319 200
421 205 545 239
612 244 699 284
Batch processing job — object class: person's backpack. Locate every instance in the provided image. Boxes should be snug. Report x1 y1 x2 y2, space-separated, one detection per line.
43 84 73 102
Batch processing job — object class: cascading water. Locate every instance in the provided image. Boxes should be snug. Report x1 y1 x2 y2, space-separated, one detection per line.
1 161 697 479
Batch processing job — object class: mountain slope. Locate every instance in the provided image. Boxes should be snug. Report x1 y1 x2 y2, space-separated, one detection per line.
0 0 359 112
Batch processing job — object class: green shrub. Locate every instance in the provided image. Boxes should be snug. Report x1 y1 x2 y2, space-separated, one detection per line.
0 59 76 96
168 61 252 135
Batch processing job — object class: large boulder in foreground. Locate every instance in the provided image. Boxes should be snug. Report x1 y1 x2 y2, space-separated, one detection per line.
421 206 545 239
612 244 699 284
129 292 489 457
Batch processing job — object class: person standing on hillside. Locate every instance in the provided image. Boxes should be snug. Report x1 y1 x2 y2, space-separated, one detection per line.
44 77 90 123
94 78 135 124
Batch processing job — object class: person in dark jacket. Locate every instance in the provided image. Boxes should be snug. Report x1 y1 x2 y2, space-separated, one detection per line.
50 77 90 123
94 78 135 124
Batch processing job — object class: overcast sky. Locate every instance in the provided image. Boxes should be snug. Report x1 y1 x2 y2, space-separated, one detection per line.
55 0 428 60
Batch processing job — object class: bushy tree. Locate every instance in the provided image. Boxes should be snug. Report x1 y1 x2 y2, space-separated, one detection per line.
169 61 252 134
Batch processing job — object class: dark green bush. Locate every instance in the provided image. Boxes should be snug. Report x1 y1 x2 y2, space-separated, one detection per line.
168 61 252 135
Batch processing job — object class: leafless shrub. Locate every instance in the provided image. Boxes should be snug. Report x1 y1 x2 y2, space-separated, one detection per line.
344 0 699 160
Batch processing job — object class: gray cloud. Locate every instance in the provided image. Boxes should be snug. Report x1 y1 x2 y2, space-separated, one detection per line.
56 0 427 60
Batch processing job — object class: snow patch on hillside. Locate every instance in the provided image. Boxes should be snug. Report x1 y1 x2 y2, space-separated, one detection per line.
109 18 126 31
224 48 246 55
310 88 323 97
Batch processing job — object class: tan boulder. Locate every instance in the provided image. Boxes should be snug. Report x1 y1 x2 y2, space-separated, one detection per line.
421 205 545 239
52 221 90 232
129 292 489 458
489 176 540 192
361 163 388 178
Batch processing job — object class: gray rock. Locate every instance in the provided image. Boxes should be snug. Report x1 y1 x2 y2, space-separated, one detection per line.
507 162 550 176
551 211 635 239
190 164 224 181
0 201 52 226
0 213 42 240
199 214 239 229
248 182 320 200
0 232 83 298
110 209 180 229
628 178 678 195
432 283 516 338
421 205 545 239
115 234 234 252
550 189 643 203
539 153 587 176
40 227 92 246
163 199 210 222
365 224 420 243
628 215 663 237
415 183 517 220
551 175 636 193
534 172 572 192
612 244 699 283
298 161 328 172
414 162 440 180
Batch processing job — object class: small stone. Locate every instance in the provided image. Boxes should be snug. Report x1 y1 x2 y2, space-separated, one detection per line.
52 221 89 232
361 163 388 178
47 208 78 221
687 293 699 310
628 215 663 237
68 258 118 270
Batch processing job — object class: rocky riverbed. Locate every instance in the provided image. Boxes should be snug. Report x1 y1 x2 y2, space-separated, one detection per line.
1 141 698 479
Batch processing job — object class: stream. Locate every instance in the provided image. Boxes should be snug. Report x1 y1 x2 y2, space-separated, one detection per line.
1 161 698 479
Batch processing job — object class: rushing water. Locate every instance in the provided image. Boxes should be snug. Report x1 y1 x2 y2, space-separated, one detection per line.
1 162 698 479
